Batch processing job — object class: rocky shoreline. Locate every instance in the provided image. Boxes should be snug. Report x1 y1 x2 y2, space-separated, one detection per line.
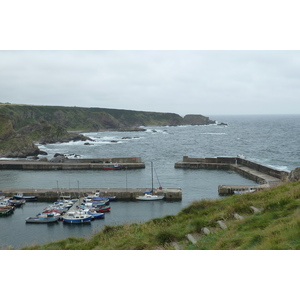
0 104 216 158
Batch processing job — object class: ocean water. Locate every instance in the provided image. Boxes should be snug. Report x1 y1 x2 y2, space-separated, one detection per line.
1 114 299 249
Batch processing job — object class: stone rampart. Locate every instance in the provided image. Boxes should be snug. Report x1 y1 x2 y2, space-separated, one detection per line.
237 158 289 180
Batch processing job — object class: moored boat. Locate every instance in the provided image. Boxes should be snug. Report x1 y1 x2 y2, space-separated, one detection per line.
13 192 38 201
233 187 256 195
136 162 165 201
136 194 165 201
78 208 105 219
8 198 25 207
0 206 14 216
103 163 122 170
26 213 60 223
62 211 92 224
80 203 111 212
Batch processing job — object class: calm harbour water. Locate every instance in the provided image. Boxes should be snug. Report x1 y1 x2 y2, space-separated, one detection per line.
1 114 299 249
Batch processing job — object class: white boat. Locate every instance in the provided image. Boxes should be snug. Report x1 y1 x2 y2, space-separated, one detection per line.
136 162 164 201
26 213 60 223
136 194 165 201
233 187 256 195
62 211 92 224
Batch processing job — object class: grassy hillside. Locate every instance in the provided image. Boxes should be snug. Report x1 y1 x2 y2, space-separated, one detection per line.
21 180 300 250
0 104 187 131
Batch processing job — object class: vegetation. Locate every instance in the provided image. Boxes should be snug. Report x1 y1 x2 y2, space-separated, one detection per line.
21 180 300 250
0 104 198 132
0 104 215 157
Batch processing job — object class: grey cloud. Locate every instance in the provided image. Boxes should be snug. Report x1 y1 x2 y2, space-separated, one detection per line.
0 50 299 115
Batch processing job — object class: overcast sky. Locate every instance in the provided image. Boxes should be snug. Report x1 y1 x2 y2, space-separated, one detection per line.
1 50 300 116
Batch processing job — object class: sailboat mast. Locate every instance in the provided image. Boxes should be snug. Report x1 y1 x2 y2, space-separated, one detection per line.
151 161 154 195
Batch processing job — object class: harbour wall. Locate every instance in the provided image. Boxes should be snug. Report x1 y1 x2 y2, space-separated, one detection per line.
0 188 182 201
175 156 290 195
0 157 145 170
175 156 289 182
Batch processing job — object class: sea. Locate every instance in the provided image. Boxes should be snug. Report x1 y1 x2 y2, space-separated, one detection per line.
1 114 300 249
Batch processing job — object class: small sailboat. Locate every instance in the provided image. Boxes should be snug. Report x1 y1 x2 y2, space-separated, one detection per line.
136 162 164 201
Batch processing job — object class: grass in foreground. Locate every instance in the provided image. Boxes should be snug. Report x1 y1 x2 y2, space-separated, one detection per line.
21 180 300 250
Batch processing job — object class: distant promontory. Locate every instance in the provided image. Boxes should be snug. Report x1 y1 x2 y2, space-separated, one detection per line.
0 104 215 158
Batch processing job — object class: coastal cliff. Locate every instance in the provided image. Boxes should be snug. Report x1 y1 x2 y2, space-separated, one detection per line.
0 115 40 158
0 104 215 157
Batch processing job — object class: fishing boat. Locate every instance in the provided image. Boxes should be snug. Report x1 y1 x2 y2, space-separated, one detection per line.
78 208 105 219
103 163 122 170
136 162 165 201
26 213 60 223
62 211 92 224
84 191 116 201
0 199 13 207
233 187 256 195
13 192 38 201
80 203 111 213
0 206 14 216
42 207 66 215
8 198 25 207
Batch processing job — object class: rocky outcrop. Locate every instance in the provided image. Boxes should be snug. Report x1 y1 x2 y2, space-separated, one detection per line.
0 115 41 158
17 120 93 144
183 114 215 125
0 116 92 158
288 168 300 182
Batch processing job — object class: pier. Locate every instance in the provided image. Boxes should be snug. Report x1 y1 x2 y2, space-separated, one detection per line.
0 157 145 170
0 187 182 201
175 156 289 195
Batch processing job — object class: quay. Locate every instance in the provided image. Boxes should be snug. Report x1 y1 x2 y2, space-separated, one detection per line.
0 187 182 201
0 157 145 170
175 156 290 195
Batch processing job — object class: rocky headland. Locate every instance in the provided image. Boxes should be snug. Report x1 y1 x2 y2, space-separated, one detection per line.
0 104 216 158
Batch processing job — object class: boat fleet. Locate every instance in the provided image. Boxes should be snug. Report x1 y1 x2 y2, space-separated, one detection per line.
0 191 114 224
0 192 35 216
26 191 113 224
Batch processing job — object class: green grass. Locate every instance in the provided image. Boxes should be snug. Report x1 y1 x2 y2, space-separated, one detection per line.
20 180 300 250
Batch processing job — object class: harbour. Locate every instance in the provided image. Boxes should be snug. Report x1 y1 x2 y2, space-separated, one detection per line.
175 156 290 195
1 115 299 249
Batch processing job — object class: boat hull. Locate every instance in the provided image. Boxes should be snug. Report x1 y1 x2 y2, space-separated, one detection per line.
136 195 164 201
0 207 14 216
62 216 92 223
26 216 59 223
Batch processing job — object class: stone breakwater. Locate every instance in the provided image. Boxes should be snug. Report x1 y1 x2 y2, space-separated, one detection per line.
0 188 182 201
175 156 290 195
0 157 145 170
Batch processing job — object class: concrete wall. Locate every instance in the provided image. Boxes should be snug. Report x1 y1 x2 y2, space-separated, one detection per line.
66 157 142 164
177 156 289 182
237 158 289 180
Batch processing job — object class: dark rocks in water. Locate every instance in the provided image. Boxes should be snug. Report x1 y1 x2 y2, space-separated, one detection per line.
38 150 48 155
218 122 228 126
289 168 300 181
117 127 146 132
50 155 66 163
39 157 48 162
54 153 64 157
84 142 94 145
